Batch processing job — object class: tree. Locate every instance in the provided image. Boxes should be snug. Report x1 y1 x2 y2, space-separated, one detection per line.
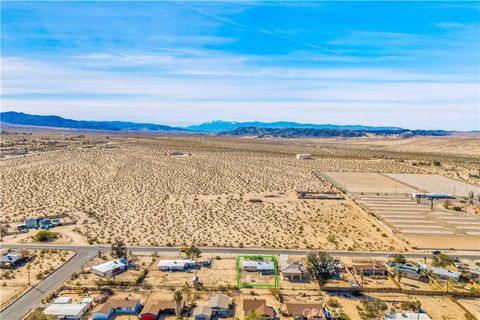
357 299 387 320
393 254 406 264
306 251 339 287
396 271 403 284
34 230 59 242
174 290 183 316
244 311 261 320
185 243 202 260
432 253 453 268
111 240 128 259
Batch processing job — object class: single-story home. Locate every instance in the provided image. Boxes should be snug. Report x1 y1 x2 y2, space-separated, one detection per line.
92 298 142 320
282 260 308 280
207 294 230 317
243 298 276 320
91 258 128 278
242 260 275 274
193 305 213 320
158 259 196 271
0 252 25 269
351 263 387 277
285 302 326 320
140 300 177 320
430 267 461 282
43 298 92 320
384 312 432 320
385 262 423 280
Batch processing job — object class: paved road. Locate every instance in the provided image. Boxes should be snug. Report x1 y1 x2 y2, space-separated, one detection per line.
0 247 96 320
1 243 478 320
2 243 480 258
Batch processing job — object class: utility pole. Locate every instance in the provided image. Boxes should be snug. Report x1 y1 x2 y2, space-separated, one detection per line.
27 265 31 286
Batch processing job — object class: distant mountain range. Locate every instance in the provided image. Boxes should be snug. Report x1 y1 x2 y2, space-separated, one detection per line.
220 126 450 138
0 111 186 132
185 120 403 132
0 111 451 138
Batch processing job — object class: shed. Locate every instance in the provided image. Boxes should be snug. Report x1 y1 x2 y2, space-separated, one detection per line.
53 296 73 304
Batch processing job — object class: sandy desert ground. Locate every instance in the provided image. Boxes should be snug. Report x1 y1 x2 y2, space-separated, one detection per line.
1 130 479 250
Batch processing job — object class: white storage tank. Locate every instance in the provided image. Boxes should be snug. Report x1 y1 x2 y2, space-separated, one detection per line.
296 154 312 160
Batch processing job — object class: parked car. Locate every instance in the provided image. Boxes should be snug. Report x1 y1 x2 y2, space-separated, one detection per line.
16 225 29 233
432 250 441 255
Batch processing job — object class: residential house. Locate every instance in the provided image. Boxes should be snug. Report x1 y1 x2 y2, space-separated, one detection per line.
351 263 387 277
0 251 25 269
285 302 326 320
281 260 308 280
242 260 275 274
207 294 230 317
43 304 88 320
140 300 176 320
43 297 92 320
92 298 142 320
91 258 128 278
384 312 432 320
385 262 423 280
193 305 213 320
158 259 196 271
430 267 461 282
243 298 276 320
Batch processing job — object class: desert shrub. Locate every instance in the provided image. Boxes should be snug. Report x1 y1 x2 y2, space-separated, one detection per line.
327 297 340 308
34 230 59 242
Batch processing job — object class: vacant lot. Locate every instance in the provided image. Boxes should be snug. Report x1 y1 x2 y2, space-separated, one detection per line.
1 133 416 250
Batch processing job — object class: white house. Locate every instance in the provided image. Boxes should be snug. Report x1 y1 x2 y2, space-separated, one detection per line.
241 260 275 273
43 302 89 320
158 259 196 271
384 312 432 320
430 267 461 282
91 258 128 277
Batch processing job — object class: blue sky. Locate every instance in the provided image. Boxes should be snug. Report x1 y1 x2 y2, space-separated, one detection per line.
2 1 479 129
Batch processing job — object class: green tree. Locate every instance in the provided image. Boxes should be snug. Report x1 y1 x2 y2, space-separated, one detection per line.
174 290 183 316
306 251 339 287
244 311 261 320
34 230 58 242
111 240 128 259
432 253 453 268
393 254 406 264
185 243 202 260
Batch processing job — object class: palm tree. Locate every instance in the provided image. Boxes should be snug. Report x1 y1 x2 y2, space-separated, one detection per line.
174 290 183 316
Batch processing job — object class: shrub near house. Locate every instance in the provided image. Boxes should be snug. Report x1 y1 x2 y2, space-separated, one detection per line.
34 230 59 242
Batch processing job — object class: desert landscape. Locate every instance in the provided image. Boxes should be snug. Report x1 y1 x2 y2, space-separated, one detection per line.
1 129 479 251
